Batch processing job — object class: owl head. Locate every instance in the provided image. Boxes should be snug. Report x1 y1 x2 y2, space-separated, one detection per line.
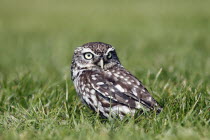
71 42 121 71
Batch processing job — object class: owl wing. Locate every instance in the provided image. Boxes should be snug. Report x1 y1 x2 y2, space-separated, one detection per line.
85 68 162 112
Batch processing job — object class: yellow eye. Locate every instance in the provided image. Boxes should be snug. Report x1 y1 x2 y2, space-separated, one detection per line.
84 52 93 60
107 52 112 59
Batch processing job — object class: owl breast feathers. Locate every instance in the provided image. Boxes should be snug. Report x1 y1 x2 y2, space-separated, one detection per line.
71 42 162 119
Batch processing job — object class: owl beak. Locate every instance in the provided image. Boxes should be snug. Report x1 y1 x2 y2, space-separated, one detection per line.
98 59 104 69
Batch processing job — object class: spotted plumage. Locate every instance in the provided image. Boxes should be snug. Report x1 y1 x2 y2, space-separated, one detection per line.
71 42 162 119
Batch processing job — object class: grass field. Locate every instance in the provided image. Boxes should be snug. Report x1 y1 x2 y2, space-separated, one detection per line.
0 0 210 139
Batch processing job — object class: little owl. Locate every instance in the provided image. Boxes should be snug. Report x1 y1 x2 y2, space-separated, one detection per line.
71 42 162 119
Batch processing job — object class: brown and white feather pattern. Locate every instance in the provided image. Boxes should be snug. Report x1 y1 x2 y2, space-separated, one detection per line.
71 42 162 119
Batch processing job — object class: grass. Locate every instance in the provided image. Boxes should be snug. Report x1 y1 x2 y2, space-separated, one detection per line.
0 0 210 139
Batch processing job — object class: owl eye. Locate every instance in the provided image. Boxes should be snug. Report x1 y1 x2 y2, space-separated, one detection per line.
107 52 112 59
84 52 93 60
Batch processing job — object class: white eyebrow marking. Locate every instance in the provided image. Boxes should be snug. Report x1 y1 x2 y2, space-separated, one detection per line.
81 48 99 56
105 48 115 55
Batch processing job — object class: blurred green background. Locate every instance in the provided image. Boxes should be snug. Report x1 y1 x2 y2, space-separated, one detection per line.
0 0 209 140
1 0 209 79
